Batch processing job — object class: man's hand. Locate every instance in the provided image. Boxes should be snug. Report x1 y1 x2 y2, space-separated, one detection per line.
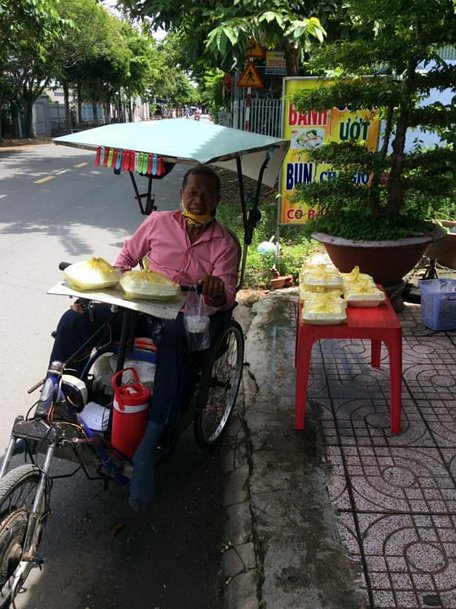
198 275 226 307
71 299 86 315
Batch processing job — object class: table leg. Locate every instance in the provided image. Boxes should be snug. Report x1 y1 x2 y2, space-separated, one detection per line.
386 331 402 434
371 339 381 367
295 338 315 430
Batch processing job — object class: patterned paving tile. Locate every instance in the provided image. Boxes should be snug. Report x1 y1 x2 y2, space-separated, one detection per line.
356 513 456 609
337 511 456 608
310 393 436 448
340 446 456 514
441 449 456 479
300 302 456 608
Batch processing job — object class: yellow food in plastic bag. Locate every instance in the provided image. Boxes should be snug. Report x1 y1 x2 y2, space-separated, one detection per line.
343 278 385 305
120 270 179 300
344 278 377 294
304 293 346 313
64 257 121 291
299 283 343 301
341 266 373 284
299 263 342 286
302 292 347 324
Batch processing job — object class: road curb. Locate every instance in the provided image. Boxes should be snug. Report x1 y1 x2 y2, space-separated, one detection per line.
222 292 367 609
222 303 260 609
222 409 259 609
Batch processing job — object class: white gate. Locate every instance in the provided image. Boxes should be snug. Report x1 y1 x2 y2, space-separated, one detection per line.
231 98 283 137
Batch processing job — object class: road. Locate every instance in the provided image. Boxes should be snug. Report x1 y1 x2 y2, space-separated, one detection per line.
0 143 225 609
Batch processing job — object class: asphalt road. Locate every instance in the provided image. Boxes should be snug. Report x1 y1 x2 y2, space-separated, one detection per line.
0 143 225 609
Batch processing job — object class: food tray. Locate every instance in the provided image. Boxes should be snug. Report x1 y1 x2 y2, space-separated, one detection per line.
341 272 373 283
122 290 180 301
299 285 343 302
301 313 346 325
299 264 342 287
347 299 385 307
300 276 343 286
345 292 386 307
119 270 180 300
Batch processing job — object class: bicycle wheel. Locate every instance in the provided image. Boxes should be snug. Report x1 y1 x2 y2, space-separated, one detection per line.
0 465 49 608
194 320 244 449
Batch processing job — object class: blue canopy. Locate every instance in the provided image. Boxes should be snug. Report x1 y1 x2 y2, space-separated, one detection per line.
54 118 289 187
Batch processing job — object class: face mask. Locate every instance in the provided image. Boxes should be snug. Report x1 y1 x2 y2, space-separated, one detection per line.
180 201 215 228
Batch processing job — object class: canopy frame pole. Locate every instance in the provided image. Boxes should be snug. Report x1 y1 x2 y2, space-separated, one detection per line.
235 152 271 289
128 171 157 216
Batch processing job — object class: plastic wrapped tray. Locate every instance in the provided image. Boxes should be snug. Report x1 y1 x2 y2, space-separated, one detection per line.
299 285 343 302
299 264 343 287
300 276 343 287
344 291 386 307
301 293 347 324
120 270 180 300
64 258 121 291
301 312 347 325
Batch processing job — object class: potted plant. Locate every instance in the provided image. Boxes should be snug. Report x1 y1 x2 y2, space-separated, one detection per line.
426 199 456 270
290 0 456 293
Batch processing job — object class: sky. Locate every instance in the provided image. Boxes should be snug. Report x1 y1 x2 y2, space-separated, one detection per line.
101 0 167 41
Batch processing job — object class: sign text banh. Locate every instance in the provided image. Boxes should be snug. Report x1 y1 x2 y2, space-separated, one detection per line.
279 78 380 225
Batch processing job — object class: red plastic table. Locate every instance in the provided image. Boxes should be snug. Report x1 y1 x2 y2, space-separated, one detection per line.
295 296 402 434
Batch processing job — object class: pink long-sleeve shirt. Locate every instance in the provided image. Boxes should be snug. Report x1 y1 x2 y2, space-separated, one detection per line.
114 210 238 313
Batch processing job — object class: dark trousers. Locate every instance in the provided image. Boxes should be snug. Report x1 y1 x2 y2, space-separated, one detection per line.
50 305 231 426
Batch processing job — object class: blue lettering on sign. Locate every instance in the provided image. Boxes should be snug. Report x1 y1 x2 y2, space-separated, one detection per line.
320 170 337 182
286 163 313 189
351 172 370 184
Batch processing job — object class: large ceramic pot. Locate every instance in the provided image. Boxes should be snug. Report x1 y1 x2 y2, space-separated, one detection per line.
312 226 446 287
425 221 456 270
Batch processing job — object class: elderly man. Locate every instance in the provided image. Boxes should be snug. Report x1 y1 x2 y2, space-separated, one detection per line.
49 165 239 511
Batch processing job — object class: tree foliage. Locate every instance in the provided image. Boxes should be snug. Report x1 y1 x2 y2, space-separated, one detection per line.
119 0 330 75
291 0 456 240
0 0 67 136
0 0 197 137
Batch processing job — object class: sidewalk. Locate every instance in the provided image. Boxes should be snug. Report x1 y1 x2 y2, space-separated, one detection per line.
223 289 456 609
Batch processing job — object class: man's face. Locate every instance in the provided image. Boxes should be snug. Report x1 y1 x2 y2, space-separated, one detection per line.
181 174 220 216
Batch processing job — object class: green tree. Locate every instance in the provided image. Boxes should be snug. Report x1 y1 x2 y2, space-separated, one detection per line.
150 34 199 109
120 22 163 121
56 0 118 129
55 4 162 127
0 0 66 137
119 0 328 75
198 69 226 118
291 0 456 240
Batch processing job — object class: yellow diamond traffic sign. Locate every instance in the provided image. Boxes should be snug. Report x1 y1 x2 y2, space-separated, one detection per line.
247 38 266 59
238 63 264 89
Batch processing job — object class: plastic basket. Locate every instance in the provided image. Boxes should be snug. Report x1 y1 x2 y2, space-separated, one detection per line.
419 279 456 331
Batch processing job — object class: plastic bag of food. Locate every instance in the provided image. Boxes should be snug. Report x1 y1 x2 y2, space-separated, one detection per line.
64 257 121 291
302 292 347 324
183 287 210 351
299 263 343 287
344 278 385 306
119 269 179 300
341 266 373 284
